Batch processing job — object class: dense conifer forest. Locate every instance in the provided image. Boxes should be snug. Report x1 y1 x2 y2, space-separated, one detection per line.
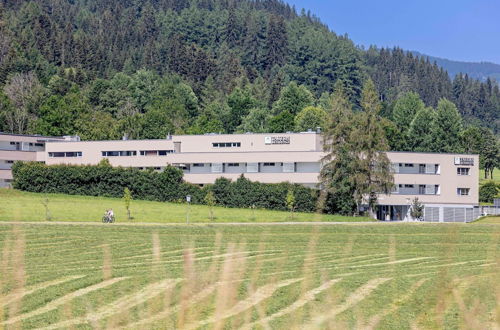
0 0 498 157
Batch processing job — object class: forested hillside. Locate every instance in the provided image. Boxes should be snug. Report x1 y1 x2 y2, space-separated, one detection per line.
0 0 498 142
411 51 500 82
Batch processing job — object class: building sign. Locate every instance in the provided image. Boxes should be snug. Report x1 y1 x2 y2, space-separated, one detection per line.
454 157 474 166
265 136 290 145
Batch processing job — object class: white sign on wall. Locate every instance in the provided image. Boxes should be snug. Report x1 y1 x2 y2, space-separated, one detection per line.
454 157 474 166
265 136 291 145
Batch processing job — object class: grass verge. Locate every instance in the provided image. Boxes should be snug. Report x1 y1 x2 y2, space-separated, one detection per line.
0 189 373 223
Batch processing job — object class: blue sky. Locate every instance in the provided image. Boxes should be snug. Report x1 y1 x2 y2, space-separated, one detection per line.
284 0 500 64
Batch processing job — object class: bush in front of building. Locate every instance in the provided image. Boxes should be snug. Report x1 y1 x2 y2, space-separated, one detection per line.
210 176 318 212
11 162 318 213
479 181 499 203
11 161 202 203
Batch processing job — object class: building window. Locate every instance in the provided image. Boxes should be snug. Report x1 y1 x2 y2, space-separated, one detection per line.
227 163 240 167
404 163 414 167
457 168 470 176
102 151 137 157
404 184 414 188
6 160 14 164
9 142 17 145
49 152 82 158
212 142 241 148
34 143 44 147
139 150 173 156
263 162 276 167
192 163 204 167
457 188 470 196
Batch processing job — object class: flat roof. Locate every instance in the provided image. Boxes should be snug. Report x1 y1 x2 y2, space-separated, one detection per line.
387 150 479 156
0 132 64 139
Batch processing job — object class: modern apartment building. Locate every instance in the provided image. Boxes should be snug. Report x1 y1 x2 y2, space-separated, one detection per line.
0 133 69 187
17 132 480 222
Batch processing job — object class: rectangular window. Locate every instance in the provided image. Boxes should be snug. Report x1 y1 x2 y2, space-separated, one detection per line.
9 142 17 145
6 160 14 164
263 163 276 167
211 163 223 173
283 162 295 173
102 151 136 157
212 142 241 148
49 152 82 158
457 168 470 176
457 188 470 196
227 163 240 167
404 184 414 188
419 185 426 194
139 150 173 156
34 143 44 147
192 163 204 167
404 163 414 167
246 163 259 173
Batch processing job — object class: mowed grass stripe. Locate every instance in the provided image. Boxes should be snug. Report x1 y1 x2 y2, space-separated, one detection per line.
0 275 86 307
38 278 182 330
241 278 344 329
186 278 303 330
2 277 128 325
360 278 428 329
305 278 392 328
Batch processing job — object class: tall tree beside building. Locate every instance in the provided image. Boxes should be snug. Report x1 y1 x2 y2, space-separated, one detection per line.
352 79 394 216
319 82 358 215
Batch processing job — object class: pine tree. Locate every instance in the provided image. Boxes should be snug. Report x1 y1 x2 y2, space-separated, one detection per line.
264 14 288 70
433 98 464 153
407 107 437 152
352 79 394 216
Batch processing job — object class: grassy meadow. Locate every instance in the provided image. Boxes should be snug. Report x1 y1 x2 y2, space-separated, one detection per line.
0 222 499 329
0 189 374 223
480 168 500 185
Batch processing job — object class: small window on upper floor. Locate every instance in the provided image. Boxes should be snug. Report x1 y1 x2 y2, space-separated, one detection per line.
212 142 241 148
404 163 414 167
457 188 470 196
457 168 470 176
192 163 204 167
263 162 276 167
35 143 44 147
227 163 240 167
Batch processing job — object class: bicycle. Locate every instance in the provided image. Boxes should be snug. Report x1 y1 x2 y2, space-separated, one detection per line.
102 214 115 223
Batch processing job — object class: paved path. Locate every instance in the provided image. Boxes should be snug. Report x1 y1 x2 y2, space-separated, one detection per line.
0 220 474 227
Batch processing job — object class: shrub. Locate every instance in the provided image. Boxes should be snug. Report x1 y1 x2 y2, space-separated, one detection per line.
479 181 499 203
12 163 319 213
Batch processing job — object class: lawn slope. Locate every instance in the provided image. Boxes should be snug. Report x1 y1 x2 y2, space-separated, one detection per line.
0 189 373 223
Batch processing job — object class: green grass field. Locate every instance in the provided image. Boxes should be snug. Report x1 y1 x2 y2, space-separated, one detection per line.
480 168 500 185
0 189 374 223
0 222 499 329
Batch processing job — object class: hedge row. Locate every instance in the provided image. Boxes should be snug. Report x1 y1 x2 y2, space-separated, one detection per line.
11 161 319 212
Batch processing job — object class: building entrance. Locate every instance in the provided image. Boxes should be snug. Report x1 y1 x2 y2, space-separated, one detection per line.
377 205 410 221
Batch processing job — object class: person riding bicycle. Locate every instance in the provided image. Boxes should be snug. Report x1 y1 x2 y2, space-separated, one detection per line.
102 209 115 223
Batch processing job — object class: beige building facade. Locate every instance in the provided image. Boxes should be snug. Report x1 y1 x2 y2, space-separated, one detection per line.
0 133 67 187
4 132 480 222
